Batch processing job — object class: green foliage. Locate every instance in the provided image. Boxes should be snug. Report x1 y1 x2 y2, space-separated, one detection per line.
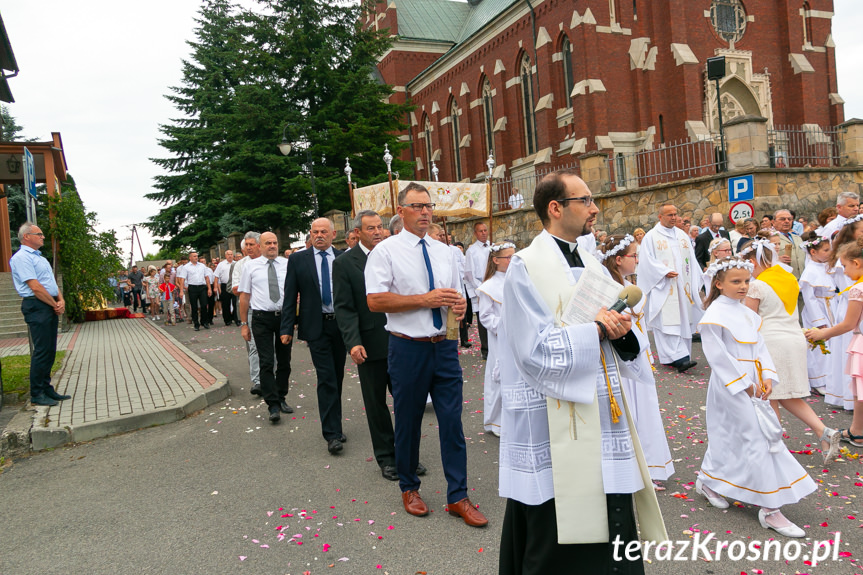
45 177 124 323
1 106 47 248
1 352 66 394
146 0 412 253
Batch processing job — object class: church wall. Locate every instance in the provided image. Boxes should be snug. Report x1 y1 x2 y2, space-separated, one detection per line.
372 0 843 184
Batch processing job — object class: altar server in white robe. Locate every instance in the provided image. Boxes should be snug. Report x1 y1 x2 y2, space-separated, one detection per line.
799 235 835 396
498 171 666 575
476 241 514 437
697 258 816 538
637 203 703 373
600 234 674 488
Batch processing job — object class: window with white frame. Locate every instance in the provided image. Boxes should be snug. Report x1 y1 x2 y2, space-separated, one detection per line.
520 54 538 156
562 37 575 108
450 100 462 181
481 77 495 158
710 0 747 44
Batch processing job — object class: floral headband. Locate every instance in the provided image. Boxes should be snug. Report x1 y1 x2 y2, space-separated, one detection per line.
598 234 634 262
843 213 863 228
490 242 515 253
801 236 828 250
707 238 731 254
705 257 754 279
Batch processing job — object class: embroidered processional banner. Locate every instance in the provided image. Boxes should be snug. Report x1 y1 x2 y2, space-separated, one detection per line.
400 181 489 218
352 180 397 216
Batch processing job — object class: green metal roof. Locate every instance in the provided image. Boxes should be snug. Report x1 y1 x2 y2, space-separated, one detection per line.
454 0 519 44
396 0 471 43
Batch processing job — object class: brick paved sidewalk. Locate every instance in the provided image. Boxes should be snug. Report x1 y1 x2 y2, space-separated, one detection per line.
18 318 230 451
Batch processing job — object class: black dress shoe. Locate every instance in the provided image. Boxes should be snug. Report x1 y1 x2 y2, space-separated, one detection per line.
676 360 698 373
269 406 281 423
691 333 702 343
339 433 347 443
327 438 343 454
279 400 294 414
460 341 472 348
381 465 399 481
45 389 71 401
235 320 242 326
416 461 427 476
30 394 58 406
250 384 262 396
203 323 210 329
194 326 200 331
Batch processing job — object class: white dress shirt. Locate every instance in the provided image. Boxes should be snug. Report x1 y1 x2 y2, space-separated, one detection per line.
178 261 209 286
238 256 288 311
205 267 217 291
464 239 490 302
214 260 233 284
231 256 253 293
314 247 336 313
365 229 460 338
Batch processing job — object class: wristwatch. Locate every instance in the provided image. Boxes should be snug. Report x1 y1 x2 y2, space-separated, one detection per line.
240 322 248 326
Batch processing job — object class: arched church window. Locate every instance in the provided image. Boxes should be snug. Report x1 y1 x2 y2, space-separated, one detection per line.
423 117 433 176
520 54 538 156
561 37 575 108
450 100 462 181
481 77 495 158
802 2 813 46
710 0 747 44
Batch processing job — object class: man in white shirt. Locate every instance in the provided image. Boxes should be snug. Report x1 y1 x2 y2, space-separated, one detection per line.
200 256 218 328
238 231 292 423
508 188 524 210
214 250 238 326
365 182 487 528
464 222 491 359
821 191 860 238
176 251 212 331
233 233 263 395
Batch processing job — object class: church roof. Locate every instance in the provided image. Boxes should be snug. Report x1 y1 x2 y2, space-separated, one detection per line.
396 0 517 45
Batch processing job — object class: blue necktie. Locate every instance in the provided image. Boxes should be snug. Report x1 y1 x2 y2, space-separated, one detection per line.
420 239 442 329
319 251 332 307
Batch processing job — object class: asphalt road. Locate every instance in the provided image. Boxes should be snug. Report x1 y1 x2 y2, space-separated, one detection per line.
0 320 860 575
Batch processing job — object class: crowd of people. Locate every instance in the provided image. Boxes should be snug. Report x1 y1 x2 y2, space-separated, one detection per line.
91 179 862 574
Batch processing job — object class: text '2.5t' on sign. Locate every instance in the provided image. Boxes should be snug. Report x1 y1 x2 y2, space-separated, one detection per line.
729 201 754 224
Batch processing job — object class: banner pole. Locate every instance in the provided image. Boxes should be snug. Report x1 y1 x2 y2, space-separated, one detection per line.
344 158 355 219
486 182 494 243
383 145 396 216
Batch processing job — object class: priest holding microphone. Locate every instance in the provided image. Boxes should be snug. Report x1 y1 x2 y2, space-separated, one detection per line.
497 170 666 574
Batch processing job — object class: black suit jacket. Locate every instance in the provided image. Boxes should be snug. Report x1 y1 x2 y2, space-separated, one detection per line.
694 228 730 269
281 247 344 341
332 246 389 361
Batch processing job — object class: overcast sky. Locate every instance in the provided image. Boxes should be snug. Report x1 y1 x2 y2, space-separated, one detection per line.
2 1 861 261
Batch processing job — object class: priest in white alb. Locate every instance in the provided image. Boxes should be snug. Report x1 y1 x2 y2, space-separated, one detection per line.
636 203 703 373
498 170 666 575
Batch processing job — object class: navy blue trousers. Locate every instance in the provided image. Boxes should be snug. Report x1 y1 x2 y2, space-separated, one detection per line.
388 335 467 503
22 298 59 398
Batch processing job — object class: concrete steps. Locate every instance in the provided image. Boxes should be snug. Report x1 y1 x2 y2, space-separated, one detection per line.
0 272 28 339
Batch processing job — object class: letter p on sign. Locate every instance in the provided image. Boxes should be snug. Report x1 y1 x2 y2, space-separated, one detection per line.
728 175 754 202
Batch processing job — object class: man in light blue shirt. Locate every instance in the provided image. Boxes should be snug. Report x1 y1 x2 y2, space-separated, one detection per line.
9 222 68 406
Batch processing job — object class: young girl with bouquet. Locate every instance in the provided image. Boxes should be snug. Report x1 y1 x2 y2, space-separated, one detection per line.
697 256 816 537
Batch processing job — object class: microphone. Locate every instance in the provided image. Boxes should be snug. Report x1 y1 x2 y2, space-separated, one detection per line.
609 285 643 313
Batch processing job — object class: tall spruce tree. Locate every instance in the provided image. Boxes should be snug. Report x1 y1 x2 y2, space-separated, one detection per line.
147 0 412 253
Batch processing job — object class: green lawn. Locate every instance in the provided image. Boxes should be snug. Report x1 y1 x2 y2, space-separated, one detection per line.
2 352 66 395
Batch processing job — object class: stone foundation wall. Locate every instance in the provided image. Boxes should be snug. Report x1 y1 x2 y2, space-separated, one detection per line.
445 167 863 246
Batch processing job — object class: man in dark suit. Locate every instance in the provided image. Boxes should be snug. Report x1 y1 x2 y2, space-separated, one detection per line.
694 212 731 269
281 218 348 455
333 210 427 481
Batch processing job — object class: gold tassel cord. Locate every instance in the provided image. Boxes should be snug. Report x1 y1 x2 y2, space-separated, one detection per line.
599 347 622 424
739 358 766 394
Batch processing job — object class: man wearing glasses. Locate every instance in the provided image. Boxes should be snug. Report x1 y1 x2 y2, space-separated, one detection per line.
636 203 703 373
365 182 488 528
10 222 69 406
497 171 665 574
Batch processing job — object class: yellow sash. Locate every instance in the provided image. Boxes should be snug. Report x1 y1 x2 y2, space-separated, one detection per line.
758 265 799 315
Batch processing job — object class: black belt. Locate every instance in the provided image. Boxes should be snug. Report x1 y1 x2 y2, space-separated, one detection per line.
252 309 281 316
323 313 336 321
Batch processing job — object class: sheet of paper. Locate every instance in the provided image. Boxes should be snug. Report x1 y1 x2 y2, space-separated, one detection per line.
561 265 621 326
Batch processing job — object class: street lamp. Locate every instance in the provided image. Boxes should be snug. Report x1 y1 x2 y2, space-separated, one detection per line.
279 123 318 217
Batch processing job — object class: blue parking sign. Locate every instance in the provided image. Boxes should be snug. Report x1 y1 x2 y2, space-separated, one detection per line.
728 174 754 202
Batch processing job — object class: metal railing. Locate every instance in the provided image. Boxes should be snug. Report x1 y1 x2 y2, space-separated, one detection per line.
768 124 845 168
606 137 722 193
490 161 581 212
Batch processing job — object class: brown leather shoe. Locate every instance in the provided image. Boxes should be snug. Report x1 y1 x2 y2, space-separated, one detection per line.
401 490 429 517
447 498 488 527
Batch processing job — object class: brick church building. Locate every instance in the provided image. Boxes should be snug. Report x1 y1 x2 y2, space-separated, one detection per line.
368 0 845 188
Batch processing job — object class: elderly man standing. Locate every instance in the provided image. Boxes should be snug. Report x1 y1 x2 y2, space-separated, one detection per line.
694 213 730 270
176 251 211 331
281 218 347 455
465 222 491 359
238 232 292 423
366 182 487 527
821 191 860 238
214 250 238 326
10 223 69 406
774 209 806 278
233 233 263 395
637 203 703 373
